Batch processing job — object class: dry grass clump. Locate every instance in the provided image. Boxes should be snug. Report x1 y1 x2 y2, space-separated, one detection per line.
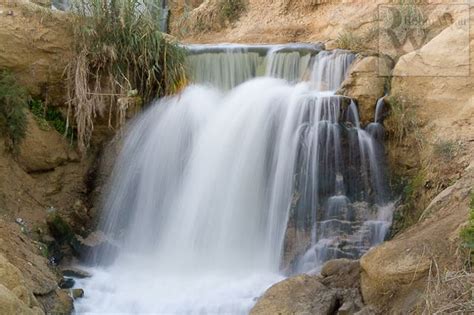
422 264 474 314
175 0 246 35
385 94 422 148
67 0 187 153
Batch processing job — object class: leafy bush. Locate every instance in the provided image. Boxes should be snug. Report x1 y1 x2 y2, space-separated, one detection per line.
0 71 28 150
30 99 75 140
68 0 187 152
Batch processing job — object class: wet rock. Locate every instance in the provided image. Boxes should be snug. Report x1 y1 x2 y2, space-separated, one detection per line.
337 56 393 126
71 288 84 299
59 278 75 289
71 231 118 265
250 275 338 315
60 267 92 279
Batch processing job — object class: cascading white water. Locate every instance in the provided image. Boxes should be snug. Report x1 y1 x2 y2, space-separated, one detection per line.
75 45 393 314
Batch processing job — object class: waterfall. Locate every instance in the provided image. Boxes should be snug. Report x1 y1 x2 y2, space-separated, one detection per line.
75 44 393 314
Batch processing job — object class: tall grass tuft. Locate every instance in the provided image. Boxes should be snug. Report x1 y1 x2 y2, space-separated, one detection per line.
67 0 187 153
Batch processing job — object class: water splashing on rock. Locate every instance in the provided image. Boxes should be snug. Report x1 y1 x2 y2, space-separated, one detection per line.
75 44 393 314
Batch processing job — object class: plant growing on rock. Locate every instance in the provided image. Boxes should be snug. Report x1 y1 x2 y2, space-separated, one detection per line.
30 99 76 141
386 94 421 147
0 70 28 150
67 0 187 153
220 0 246 23
433 140 461 162
461 192 474 266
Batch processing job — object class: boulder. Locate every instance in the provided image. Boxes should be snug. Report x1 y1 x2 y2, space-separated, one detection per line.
0 253 26 291
320 258 360 289
0 285 43 315
250 275 338 315
360 241 431 309
337 55 393 126
17 113 76 173
37 289 73 315
58 278 75 289
0 255 44 314
71 288 84 299
60 266 92 279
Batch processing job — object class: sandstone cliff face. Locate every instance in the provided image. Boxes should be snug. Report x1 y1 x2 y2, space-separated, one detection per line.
359 11 474 313
174 0 382 44
337 55 393 126
0 221 73 314
17 113 79 173
250 4 473 313
0 0 72 103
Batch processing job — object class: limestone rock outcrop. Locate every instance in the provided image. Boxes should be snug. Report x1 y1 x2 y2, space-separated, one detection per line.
0 0 72 102
0 284 43 315
17 113 78 173
0 253 44 314
360 11 474 313
337 55 393 125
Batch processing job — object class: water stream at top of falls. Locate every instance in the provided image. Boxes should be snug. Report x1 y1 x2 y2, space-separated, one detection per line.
75 44 393 314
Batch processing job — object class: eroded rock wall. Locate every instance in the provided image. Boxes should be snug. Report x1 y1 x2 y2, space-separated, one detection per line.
0 0 72 104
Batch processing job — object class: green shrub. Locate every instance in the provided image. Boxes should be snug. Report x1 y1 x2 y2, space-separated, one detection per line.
30 99 75 140
391 170 426 235
0 71 28 150
461 192 474 265
68 0 187 152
